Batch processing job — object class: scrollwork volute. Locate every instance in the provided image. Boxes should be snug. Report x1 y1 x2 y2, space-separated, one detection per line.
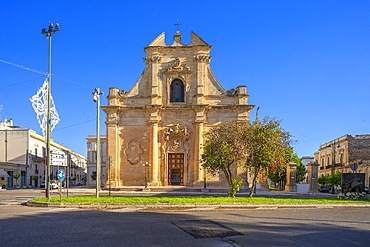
144 55 162 64
118 90 127 98
194 55 212 63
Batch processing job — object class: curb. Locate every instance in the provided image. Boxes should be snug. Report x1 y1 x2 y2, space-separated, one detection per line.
26 201 370 210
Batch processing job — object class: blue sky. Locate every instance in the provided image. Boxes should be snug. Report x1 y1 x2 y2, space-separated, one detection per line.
1 0 369 157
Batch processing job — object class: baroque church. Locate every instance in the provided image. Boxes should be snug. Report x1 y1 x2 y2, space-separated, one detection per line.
102 30 254 187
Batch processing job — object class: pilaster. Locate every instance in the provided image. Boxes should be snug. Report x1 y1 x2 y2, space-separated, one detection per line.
195 54 211 104
285 162 298 192
308 162 319 193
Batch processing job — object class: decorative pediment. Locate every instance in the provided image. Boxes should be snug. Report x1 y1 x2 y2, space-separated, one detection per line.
190 31 210 46
147 32 166 47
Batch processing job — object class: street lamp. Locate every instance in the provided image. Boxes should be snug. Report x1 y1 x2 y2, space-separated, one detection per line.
108 156 112 197
93 88 104 198
143 162 151 189
330 141 340 194
42 22 60 200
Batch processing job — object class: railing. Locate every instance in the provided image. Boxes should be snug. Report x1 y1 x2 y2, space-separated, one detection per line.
31 154 44 162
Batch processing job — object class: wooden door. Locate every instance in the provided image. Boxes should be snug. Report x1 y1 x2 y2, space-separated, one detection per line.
168 153 184 186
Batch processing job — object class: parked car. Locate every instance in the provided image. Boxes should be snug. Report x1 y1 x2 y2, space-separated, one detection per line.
50 181 59 189
40 181 58 189
364 187 369 194
319 185 330 193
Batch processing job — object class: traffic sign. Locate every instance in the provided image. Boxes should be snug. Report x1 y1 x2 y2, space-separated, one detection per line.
350 163 358 172
51 150 67 166
57 169 65 181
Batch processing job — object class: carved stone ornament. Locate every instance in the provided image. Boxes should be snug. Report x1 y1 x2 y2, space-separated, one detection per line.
194 55 212 63
144 55 162 64
169 137 183 151
164 58 191 73
164 123 190 141
118 90 127 98
124 140 143 165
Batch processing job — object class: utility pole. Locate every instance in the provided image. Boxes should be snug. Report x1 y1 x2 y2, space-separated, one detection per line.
42 22 60 200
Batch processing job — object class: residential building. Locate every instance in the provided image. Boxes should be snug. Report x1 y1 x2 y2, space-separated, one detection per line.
301 156 314 168
102 30 254 187
86 135 106 186
0 118 87 188
314 134 370 187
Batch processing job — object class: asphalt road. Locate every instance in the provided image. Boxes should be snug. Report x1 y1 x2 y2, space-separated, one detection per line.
1 189 369 246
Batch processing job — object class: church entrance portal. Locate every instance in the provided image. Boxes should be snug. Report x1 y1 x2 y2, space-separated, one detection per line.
168 153 184 186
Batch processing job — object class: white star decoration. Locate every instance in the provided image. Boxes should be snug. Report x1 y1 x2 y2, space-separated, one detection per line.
30 78 60 136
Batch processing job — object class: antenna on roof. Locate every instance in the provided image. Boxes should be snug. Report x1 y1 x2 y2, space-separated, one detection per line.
175 19 181 31
0 104 3 121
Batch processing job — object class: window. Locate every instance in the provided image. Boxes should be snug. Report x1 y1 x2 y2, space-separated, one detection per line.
170 79 184 103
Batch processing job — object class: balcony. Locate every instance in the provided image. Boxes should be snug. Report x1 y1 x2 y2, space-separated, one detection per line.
31 154 44 163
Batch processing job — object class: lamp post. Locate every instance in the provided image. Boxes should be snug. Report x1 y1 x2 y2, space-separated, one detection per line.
42 22 60 200
108 156 111 197
143 162 151 189
93 88 104 198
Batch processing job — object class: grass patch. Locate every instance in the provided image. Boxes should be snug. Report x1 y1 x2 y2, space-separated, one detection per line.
31 195 370 205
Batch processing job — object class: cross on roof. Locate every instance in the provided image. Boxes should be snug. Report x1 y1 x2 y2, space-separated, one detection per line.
175 19 181 31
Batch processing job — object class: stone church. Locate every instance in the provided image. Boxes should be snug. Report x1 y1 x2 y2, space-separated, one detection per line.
102 30 254 187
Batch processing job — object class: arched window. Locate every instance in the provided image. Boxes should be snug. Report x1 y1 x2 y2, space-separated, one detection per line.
170 79 184 103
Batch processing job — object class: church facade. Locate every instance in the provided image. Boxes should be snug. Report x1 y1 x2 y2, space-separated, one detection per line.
102 30 254 187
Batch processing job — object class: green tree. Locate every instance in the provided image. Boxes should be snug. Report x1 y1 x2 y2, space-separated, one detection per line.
327 171 342 187
13 172 20 187
296 162 307 183
245 116 292 197
268 166 286 190
201 122 248 197
268 149 304 190
318 174 329 185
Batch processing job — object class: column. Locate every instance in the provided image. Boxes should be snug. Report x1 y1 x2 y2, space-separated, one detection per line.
259 171 269 191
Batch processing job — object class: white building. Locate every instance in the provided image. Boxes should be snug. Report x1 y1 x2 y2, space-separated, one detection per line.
0 118 86 188
86 135 106 186
301 156 314 168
